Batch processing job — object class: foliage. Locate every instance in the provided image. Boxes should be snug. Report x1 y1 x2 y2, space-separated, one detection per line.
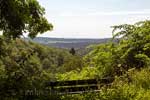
0 37 44 99
1 9 150 99
0 37 83 99
112 20 150 69
59 20 150 99
69 47 76 55
96 68 150 100
60 68 150 100
84 43 115 77
0 0 53 38
82 20 150 77
59 55 85 72
56 67 98 80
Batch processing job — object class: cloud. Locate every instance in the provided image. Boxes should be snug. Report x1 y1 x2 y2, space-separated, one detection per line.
90 11 150 16
60 9 150 17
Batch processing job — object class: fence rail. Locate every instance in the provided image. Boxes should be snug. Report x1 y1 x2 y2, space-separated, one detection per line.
46 77 114 94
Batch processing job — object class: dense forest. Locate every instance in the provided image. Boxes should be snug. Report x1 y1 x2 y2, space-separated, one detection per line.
1 0 150 100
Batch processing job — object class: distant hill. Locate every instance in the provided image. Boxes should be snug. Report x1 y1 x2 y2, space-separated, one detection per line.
26 37 112 49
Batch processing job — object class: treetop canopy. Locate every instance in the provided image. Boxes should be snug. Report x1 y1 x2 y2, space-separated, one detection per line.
0 0 53 38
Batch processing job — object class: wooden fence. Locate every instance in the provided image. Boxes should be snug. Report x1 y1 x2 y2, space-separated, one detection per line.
46 77 114 94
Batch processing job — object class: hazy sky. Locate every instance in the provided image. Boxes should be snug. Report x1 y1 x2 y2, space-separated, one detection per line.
38 0 150 38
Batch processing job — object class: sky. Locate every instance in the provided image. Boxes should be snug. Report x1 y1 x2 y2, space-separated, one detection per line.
37 0 150 38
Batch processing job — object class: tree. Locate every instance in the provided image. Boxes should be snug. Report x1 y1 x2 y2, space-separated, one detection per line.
0 0 53 38
112 20 150 69
84 20 150 77
69 48 76 55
